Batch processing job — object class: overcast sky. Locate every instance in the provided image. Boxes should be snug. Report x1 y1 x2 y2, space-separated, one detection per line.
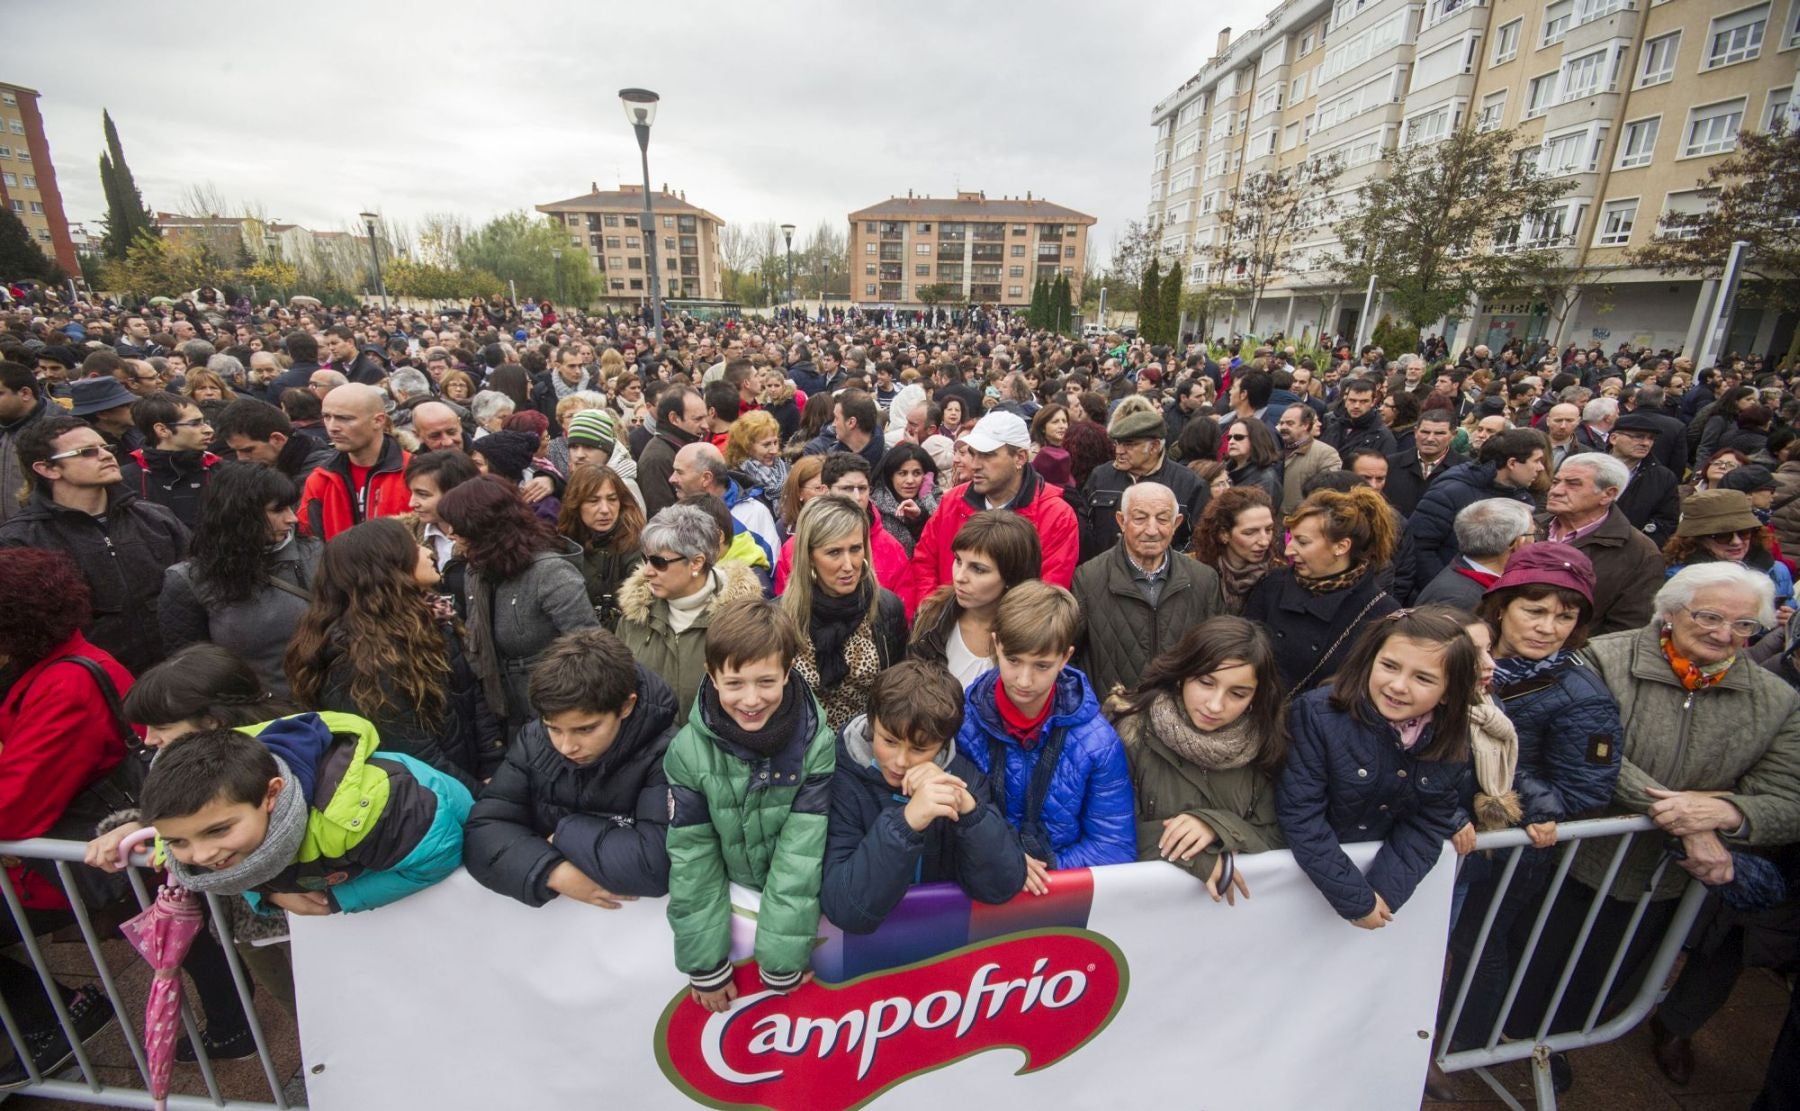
9 0 1264 260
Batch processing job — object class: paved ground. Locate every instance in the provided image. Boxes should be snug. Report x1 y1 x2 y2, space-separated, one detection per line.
5 934 1789 1109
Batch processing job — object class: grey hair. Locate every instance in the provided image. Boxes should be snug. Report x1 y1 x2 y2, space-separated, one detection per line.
470 390 516 423
1581 397 1619 424
1557 385 1593 404
205 354 245 383
1559 451 1628 493
1453 498 1536 558
1120 480 1178 517
640 504 721 568
179 339 216 366
389 368 432 400
1654 563 1776 628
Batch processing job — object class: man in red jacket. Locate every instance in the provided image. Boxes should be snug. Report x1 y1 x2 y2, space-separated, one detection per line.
912 411 1078 594
300 384 412 540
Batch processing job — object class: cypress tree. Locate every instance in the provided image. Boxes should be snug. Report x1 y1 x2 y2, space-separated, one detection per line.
99 110 154 259
0 206 52 279
1028 277 1047 329
1138 258 1161 342
1052 273 1073 334
1159 262 1183 346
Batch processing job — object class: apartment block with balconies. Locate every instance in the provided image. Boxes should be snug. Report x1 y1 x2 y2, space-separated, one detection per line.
846 191 1095 308
0 82 78 275
536 183 726 306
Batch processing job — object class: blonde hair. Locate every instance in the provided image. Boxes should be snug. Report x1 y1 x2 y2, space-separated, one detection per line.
993 581 1080 658
781 495 879 635
726 410 780 468
555 391 606 426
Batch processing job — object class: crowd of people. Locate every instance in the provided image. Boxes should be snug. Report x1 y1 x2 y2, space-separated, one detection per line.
0 290 1796 1103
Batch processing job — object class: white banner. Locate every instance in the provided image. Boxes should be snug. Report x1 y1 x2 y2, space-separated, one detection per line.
290 845 1455 1110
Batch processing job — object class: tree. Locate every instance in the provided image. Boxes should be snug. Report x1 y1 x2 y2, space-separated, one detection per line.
1157 262 1184 345
1026 277 1047 328
917 282 953 308
1631 116 1800 358
458 211 599 305
1331 126 1570 330
1211 157 1343 329
1138 257 1162 340
1051 273 1075 335
98 110 156 260
1099 220 1158 312
0 206 53 280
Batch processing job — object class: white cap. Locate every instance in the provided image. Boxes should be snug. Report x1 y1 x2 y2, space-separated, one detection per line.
963 411 1031 453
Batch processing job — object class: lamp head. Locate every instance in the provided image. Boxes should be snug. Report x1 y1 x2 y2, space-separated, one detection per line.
618 88 660 128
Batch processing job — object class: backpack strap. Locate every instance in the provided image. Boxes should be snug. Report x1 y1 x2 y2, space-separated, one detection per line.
987 725 1070 864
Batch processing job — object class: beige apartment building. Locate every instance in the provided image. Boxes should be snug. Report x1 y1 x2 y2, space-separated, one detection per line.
846 191 1096 309
0 82 78 275
537 183 725 306
1148 0 1799 356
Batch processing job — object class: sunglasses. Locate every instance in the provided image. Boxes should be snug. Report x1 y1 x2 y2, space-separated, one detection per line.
643 553 692 571
1228 433 1249 442
48 444 110 462
1706 528 1760 542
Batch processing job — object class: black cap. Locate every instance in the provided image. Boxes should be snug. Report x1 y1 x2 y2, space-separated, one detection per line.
1720 464 1777 493
1611 412 1663 434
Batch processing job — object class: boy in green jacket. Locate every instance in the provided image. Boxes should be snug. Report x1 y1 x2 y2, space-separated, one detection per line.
665 598 836 1012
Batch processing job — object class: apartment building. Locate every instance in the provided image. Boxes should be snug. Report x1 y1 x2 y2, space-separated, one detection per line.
846 191 1096 309
536 183 725 305
0 82 78 275
1148 0 1799 356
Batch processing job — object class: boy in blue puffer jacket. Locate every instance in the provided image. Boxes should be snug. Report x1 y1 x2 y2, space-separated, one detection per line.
957 582 1136 893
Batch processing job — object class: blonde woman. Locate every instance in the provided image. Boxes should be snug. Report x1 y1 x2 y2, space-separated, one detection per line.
781 494 907 730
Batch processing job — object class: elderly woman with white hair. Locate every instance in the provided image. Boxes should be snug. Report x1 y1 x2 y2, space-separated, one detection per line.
470 390 516 439
1509 562 1800 1078
615 504 766 719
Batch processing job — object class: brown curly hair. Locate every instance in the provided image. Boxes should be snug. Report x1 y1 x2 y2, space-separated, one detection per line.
0 549 92 663
1192 485 1275 563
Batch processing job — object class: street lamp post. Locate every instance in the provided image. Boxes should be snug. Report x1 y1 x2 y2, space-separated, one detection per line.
552 248 564 304
619 88 663 342
358 211 387 309
779 223 796 319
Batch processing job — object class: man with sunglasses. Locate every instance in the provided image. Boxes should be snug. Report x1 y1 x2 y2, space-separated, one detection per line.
0 415 190 673
1609 411 1681 540
116 392 220 530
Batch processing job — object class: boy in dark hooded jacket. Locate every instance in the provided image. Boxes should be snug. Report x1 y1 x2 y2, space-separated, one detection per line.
822 661 1024 933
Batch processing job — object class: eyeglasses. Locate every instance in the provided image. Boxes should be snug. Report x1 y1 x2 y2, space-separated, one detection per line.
48 444 109 462
1680 606 1763 638
643 553 691 571
1227 434 1249 442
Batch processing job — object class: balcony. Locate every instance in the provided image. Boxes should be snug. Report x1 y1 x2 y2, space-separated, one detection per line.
879 244 905 262
679 236 698 255
1418 0 1486 43
970 243 1004 262
878 221 906 239
880 264 903 281
938 243 966 261
1037 225 1065 241
680 259 699 276
677 215 697 233
937 266 965 283
971 284 1002 302
972 223 1005 241
1564 3 1637 54
880 282 905 301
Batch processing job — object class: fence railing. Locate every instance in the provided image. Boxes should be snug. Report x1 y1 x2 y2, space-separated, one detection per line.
0 837 287 1110
4 815 1706 1110
1436 814 1710 1110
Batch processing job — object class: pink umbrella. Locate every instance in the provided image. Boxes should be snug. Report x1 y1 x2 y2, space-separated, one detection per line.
116 827 206 1111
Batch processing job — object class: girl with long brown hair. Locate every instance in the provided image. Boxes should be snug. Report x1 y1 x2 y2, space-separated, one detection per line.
556 464 645 629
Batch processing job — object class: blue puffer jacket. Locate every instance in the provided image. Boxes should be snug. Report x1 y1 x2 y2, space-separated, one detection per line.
1276 688 1469 920
957 668 1136 869
1492 655 1623 826
1406 461 1536 585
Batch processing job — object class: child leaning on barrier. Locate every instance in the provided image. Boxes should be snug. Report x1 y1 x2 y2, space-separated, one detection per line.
463 628 679 908
664 598 836 1013
139 713 473 917
821 660 1025 934
956 582 1137 895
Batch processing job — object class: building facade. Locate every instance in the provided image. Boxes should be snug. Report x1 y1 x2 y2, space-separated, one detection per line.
1147 0 1799 356
0 82 78 275
536 183 725 305
846 191 1095 310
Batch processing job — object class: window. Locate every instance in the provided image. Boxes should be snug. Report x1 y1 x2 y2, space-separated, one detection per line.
864 284 876 297
1525 72 1558 118
1011 224 1027 235
914 243 929 255
1787 0 1800 47
603 214 618 227
1008 266 1025 278
623 215 637 227
1542 0 1572 45
0 146 9 158
7 200 20 213
1254 85 1284 117
1411 38 1468 90
1705 5 1769 68
662 215 674 228
1291 73 1308 102
605 235 620 248
626 257 642 270
1300 32 1315 54
1005 243 1022 257
864 222 877 233
6 120 22 135
1683 99 1746 156
0 93 12 106
1660 189 1718 239
1204 151 1226 178
1559 48 1609 101
1617 116 1660 166
1574 0 1628 26
1170 168 1196 192
1008 286 1024 298
15 148 27 162
1403 105 1456 146
1318 10 1408 81
625 236 640 249
864 263 877 277
864 242 876 254
1174 134 1200 159
1282 120 1302 149
1478 90 1507 131
1200 191 1219 214
1596 198 1637 245
1638 32 1680 86
1492 18 1521 63
0 172 13 187
1248 128 1277 157
1065 246 1076 258
1540 124 1607 174
1765 86 1796 131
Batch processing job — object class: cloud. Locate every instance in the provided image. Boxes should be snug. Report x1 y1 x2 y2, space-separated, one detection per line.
9 0 1264 261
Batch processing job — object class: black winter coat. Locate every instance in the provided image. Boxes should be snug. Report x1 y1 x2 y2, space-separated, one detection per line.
1241 566 1398 692
1406 461 1536 585
1276 687 1469 919
1614 458 1681 540
1228 460 1284 505
820 718 1025 934
0 487 189 673
117 448 218 531
1323 409 1397 459
1384 448 1468 518
462 665 678 905
1492 655 1623 826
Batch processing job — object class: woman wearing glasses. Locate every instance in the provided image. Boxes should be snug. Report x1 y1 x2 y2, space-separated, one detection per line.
1508 563 1800 1085
1662 490 1796 622
1223 418 1284 506
615 504 765 720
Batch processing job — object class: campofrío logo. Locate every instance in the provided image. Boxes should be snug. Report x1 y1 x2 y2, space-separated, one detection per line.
655 928 1127 1111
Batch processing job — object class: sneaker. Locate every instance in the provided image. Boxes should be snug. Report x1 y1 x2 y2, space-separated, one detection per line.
1549 1051 1573 1094
0 987 116 1092
176 1025 259 1063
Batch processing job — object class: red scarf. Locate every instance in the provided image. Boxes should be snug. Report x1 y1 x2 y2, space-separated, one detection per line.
996 676 1056 748
1453 565 1502 590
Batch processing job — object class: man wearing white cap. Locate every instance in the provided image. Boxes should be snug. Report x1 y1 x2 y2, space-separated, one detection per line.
909 410 1079 594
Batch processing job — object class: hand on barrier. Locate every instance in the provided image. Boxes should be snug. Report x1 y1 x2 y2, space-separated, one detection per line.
692 981 739 1014
1157 813 1216 862
1675 831 1735 886
1525 821 1559 849
269 891 333 916
1646 788 1744 838
1451 823 1477 856
546 860 637 909
1023 854 1052 897
85 821 148 872
1352 893 1393 930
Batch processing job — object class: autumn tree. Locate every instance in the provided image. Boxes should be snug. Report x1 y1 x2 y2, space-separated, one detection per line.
1211 156 1343 329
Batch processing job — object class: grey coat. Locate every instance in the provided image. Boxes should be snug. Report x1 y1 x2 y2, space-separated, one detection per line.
160 535 323 698
1073 543 1225 699
1579 624 1800 900
467 538 599 733
1413 561 1491 611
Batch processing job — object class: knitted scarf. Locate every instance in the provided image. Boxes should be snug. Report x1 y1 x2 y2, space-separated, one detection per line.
1490 651 1572 690
1467 695 1523 831
1215 551 1274 607
809 579 874 689
1148 691 1260 770
1296 559 1370 596
699 672 807 758
1661 626 1734 691
739 457 788 496
164 756 308 895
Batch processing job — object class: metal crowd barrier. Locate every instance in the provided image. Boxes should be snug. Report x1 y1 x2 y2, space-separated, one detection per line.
0 837 288 1110
1437 814 1710 1110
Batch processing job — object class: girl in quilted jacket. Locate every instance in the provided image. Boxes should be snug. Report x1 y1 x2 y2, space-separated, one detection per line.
1276 606 1478 928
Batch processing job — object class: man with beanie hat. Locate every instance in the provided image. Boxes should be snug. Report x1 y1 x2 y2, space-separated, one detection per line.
560 407 644 509
1080 405 1209 560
